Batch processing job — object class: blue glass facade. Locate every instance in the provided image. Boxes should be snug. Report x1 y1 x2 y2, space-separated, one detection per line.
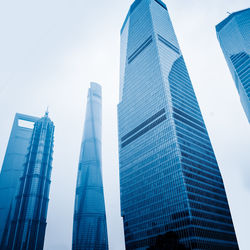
216 8 250 123
72 82 108 250
0 113 39 249
118 0 239 249
5 111 54 250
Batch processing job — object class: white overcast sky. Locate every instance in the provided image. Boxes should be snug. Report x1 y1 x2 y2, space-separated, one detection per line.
0 0 249 250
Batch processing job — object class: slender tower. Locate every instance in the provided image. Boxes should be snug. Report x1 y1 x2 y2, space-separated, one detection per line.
0 113 39 249
7 111 55 250
216 8 250 123
72 82 108 250
118 0 238 249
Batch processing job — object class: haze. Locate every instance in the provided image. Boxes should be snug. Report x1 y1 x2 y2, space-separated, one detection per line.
0 1 249 249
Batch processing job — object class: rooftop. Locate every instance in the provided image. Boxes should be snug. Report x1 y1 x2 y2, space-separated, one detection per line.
216 8 250 32
121 0 167 34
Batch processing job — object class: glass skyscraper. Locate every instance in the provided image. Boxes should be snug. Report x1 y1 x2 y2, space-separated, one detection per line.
5 111 55 250
216 8 250 123
1 112 54 250
0 113 39 249
118 0 238 249
72 82 108 250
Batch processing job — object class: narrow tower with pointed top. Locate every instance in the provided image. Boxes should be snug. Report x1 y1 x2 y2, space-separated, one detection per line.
72 82 108 250
6 112 55 250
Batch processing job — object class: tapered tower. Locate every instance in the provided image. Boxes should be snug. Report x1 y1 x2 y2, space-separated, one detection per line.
72 82 108 250
7 111 54 250
118 0 238 249
0 114 39 249
216 8 250 123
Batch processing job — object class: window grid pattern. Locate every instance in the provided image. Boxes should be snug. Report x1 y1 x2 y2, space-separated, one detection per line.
230 52 250 99
216 8 250 122
168 52 238 249
118 0 239 249
7 114 54 250
72 83 108 250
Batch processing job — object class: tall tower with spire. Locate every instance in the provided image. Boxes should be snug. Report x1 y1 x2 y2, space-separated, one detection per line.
6 111 55 250
72 82 108 250
0 113 39 249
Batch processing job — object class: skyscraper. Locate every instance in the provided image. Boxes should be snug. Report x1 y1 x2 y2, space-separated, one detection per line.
0 113 39 249
118 0 238 249
216 8 250 123
72 82 108 250
5 111 55 250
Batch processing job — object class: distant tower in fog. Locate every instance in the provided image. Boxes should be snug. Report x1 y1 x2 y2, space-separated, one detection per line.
216 8 250 122
72 82 108 250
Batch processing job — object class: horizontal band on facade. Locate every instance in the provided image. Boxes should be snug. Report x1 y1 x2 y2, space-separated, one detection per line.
93 93 101 98
20 174 51 182
154 0 167 10
173 113 206 134
158 34 180 54
173 107 205 128
74 213 107 217
121 108 165 142
79 160 101 165
128 36 153 64
15 194 49 201
121 114 167 148
76 186 104 194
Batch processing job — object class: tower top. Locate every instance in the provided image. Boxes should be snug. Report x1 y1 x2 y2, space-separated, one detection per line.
216 8 250 32
89 82 102 97
121 0 167 34
45 107 49 117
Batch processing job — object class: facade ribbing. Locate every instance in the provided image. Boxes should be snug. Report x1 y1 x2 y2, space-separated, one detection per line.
0 113 39 249
216 8 250 122
6 111 54 250
72 82 108 250
118 0 239 249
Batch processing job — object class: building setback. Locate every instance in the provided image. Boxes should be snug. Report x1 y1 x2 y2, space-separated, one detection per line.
117 0 239 249
2 111 54 250
0 113 39 249
72 82 108 250
216 8 250 123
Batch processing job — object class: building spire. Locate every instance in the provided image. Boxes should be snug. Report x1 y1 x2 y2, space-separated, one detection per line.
45 107 49 117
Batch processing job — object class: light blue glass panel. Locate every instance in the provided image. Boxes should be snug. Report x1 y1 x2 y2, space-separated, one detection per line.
0 114 39 249
6 112 54 250
216 8 250 122
72 82 108 250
